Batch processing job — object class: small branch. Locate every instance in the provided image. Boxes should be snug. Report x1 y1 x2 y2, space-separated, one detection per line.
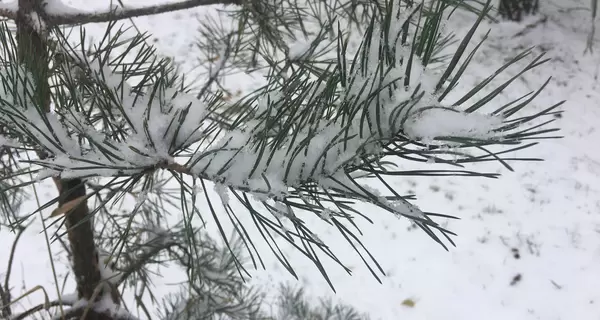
50 0 241 26
0 286 9 319
0 0 241 25
0 225 28 317
512 15 548 38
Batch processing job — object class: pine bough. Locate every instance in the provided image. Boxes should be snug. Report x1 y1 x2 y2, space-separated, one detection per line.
0 0 561 307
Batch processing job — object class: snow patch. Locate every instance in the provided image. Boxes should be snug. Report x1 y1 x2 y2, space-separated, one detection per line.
42 0 83 15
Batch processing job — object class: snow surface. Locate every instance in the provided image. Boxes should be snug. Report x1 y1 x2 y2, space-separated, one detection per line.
1 0 600 320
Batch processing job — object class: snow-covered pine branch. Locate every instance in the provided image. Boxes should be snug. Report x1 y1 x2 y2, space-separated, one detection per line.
1 3 511 222
0 0 560 298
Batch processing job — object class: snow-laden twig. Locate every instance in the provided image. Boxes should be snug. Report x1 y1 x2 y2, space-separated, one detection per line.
0 0 243 25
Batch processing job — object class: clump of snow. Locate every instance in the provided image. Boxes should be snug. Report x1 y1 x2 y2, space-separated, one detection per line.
214 183 230 205
42 0 83 15
97 249 120 285
319 209 333 221
59 292 79 305
0 136 18 148
403 108 504 143
28 12 46 34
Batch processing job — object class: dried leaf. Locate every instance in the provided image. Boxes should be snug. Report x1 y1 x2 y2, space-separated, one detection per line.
49 195 86 218
401 298 416 308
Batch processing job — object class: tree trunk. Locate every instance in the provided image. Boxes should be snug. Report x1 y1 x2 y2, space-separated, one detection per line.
499 0 539 21
16 0 119 319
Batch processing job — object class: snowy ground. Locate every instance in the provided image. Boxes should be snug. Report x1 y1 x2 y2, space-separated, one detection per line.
1 0 600 319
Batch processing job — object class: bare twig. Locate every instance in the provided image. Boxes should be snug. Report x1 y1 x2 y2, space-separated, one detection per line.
0 225 28 317
0 286 9 318
512 15 548 38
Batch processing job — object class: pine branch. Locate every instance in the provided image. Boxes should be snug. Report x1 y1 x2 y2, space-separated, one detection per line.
0 0 242 25
0 0 560 300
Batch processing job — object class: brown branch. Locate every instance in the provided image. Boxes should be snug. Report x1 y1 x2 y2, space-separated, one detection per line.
48 0 241 26
0 0 241 25
0 287 8 318
16 1 116 319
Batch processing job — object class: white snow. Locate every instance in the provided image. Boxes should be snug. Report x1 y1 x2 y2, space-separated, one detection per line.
97 249 120 285
0 136 18 148
28 11 46 33
214 183 230 205
42 0 83 15
61 296 138 320
404 108 504 142
59 292 79 305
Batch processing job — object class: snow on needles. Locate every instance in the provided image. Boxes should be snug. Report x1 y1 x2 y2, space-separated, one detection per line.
42 0 83 15
404 108 504 142
187 5 505 220
0 4 518 222
0 51 208 179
